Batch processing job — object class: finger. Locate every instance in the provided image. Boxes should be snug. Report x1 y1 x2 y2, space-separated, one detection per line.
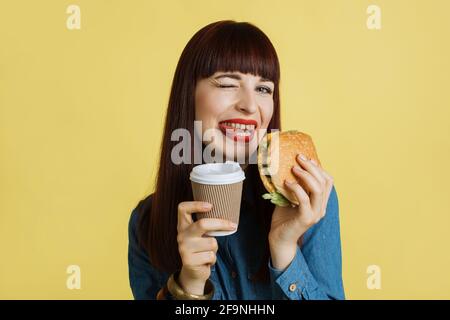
284 180 311 208
291 167 323 213
185 251 217 267
177 201 212 232
292 165 323 196
285 180 324 225
182 237 219 254
320 168 335 187
320 179 334 219
318 169 334 218
186 218 236 237
296 154 327 188
296 159 333 220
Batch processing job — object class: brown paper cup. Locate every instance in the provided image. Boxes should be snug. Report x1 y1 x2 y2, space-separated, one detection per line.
190 162 245 236
191 181 243 236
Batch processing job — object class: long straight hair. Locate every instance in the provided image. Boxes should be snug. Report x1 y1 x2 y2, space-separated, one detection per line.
137 20 281 282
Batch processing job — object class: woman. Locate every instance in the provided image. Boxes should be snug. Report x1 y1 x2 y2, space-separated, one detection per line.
128 20 345 300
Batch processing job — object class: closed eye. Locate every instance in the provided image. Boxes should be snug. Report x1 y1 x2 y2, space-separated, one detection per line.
217 84 272 94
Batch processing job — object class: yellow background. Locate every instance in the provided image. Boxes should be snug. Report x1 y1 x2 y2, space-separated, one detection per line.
1 0 449 299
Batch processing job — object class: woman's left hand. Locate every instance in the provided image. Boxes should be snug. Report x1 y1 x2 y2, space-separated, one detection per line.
268 154 334 269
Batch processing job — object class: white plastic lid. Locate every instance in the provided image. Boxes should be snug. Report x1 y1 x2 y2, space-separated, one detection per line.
189 161 245 185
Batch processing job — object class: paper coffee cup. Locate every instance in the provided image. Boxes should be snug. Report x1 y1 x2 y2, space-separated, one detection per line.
190 161 245 236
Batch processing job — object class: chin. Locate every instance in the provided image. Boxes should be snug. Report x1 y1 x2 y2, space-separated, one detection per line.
201 127 260 163
218 137 258 163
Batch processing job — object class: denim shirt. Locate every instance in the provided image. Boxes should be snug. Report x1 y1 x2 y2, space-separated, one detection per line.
128 181 345 300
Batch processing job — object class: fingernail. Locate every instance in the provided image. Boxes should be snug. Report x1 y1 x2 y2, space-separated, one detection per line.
298 154 307 161
285 180 294 185
311 159 317 165
293 166 302 172
203 203 212 209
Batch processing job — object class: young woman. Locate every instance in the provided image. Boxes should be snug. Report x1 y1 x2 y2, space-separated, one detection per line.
128 20 345 300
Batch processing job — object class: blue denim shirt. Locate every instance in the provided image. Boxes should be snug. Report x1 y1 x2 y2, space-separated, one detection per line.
128 182 345 300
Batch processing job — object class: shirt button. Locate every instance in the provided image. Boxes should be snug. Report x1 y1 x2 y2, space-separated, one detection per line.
289 283 297 292
231 271 237 279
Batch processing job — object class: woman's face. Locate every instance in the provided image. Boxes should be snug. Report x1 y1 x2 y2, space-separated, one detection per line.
195 71 275 163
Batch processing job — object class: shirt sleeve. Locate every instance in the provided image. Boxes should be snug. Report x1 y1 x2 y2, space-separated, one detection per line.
128 207 169 300
268 185 345 300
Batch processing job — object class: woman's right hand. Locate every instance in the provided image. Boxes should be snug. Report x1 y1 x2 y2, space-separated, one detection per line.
176 201 237 296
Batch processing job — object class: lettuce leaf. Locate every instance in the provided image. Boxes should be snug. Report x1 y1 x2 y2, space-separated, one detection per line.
262 192 290 207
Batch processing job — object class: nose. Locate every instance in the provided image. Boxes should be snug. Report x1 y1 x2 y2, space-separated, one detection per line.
235 87 258 114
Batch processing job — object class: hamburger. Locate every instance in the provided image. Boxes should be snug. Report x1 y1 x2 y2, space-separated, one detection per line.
257 130 321 206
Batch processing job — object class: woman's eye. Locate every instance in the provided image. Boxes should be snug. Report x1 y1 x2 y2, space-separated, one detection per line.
218 84 237 88
257 86 273 94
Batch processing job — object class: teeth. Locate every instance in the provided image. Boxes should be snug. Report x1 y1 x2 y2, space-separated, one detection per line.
222 122 255 130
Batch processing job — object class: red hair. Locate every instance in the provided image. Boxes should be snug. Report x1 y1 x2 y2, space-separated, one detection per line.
137 20 281 282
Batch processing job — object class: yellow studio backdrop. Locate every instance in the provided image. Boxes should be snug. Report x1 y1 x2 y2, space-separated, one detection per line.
1 0 449 299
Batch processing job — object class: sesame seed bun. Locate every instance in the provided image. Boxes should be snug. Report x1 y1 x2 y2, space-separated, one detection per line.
257 130 321 206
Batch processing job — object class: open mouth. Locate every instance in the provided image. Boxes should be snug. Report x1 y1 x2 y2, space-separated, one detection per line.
218 118 258 143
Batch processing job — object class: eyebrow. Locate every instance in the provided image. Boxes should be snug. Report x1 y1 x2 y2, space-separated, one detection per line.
214 73 273 83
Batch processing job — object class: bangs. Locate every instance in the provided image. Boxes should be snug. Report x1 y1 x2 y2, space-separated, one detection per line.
192 21 280 84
